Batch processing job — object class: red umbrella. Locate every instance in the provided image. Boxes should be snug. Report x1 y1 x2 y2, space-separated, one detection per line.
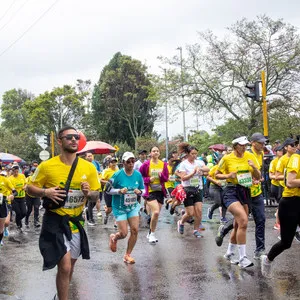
208 144 226 152
77 141 116 155
0 152 25 163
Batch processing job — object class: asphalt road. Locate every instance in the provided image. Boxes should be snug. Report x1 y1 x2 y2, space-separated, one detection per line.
0 201 299 300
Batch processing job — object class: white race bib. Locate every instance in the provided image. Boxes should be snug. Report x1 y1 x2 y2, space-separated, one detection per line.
237 172 252 188
190 177 200 187
64 190 85 208
151 169 161 179
124 192 137 206
0 193 3 205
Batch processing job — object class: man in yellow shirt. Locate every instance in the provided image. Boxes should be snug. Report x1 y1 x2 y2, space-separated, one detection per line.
27 126 100 300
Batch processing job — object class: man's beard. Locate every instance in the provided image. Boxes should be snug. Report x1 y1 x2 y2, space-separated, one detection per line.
63 145 78 153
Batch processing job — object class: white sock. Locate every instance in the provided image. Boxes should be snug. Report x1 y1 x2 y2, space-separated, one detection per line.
238 244 246 260
226 243 237 255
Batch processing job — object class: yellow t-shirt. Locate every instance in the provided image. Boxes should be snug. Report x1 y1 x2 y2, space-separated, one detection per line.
102 167 118 181
9 173 26 198
217 151 259 186
30 156 100 232
282 154 300 197
165 165 175 189
269 157 280 187
276 154 291 187
149 160 165 192
248 149 263 197
0 176 15 197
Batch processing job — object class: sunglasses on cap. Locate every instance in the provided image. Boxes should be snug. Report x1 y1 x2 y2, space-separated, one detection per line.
60 134 80 140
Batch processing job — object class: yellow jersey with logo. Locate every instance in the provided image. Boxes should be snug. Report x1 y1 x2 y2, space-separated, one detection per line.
30 156 100 232
165 165 175 189
269 157 280 187
276 154 291 187
282 154 300 197
102 167 118 181
0 176 15 197
218 151 259 186
149 160 164 192
9 173 26 198
247 148 263 197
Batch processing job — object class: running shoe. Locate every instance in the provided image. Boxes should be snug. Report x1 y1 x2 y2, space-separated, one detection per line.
123 254 135 264
207 207 213 219
294 231 300 243
273 223 280 230
215 224 225 247
3 227 9 237
198 224 205 231
88 220 96 226
109 234 117 252
34 222 41 228
177 220 184 234
104 215 109 225
220 217 228 223
148 232 157 244
17 227 23 233
223 252 239 265
193 230 203 238
254 250 265 260
238 256 254 269
261 255 273 278
146 231 158 242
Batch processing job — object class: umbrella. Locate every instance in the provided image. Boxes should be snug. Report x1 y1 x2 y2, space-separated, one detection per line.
77 141 116 155
0 152 25 163
208 144 226 152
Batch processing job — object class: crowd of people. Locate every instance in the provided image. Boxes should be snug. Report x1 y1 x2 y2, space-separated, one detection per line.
1 128 300 299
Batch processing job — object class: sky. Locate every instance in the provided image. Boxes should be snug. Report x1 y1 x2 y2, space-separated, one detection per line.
1 0 300 139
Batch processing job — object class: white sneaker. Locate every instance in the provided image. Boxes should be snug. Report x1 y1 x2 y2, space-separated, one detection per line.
223 253 239 265
148 232 157 244
261 255 273 278
238 256 254 269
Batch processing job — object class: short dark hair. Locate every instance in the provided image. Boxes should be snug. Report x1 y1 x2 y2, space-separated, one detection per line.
57 126 77 139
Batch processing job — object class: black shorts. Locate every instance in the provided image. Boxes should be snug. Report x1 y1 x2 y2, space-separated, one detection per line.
183 187 203 207
0 197 8 218
222 185 251 208
104 192 112 208
147 191 164 205
167 187 174 197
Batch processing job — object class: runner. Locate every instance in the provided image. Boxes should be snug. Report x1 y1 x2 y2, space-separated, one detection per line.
9 163 27 232
107 152 144 263
176 143 209 238
134 150 147 171
261 151 300 277
139 146 169 244
26 126 100 300
164 153 176 210
215 136 261 268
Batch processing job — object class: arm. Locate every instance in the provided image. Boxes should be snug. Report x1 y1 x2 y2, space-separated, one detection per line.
159 162 169 183
286 171 299 188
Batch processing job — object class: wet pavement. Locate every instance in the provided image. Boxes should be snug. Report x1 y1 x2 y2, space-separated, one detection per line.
0 201 300 300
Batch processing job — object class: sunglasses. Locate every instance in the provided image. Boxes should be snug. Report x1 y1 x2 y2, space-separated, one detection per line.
126 159 135 164
60 134 80 140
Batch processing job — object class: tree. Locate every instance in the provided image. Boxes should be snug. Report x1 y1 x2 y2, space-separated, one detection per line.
91 52 158 150
159 15 300 135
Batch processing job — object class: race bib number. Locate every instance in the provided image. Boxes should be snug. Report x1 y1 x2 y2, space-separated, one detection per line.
190 177 200 187
124 193 137 206
0 193 3 205
151 169 161 179
64 190 85 208
169 175 176 182
237 172 252 188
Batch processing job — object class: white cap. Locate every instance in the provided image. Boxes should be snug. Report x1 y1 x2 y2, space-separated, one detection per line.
232 136 249 145
122 152 135 162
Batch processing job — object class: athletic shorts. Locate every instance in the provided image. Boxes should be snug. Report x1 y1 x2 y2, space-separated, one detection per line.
222 185 250 208
183 187 203 207
147 191 164 205
64 232 81 259
104 192 112 208
114 204 140 222
0 197 8 219
167 187 174 198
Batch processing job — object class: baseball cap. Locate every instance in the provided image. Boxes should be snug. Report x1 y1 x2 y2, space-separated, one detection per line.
12 162 19 169
250 133 267 143
108 157 118 163
122 152 135 162
138 150 147 155
232 136 249 145
278 138 297 150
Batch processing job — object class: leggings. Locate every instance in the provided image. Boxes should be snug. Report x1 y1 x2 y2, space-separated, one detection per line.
268 196 300 261
12 197 27 228
25 195 40 223
209 185 226 218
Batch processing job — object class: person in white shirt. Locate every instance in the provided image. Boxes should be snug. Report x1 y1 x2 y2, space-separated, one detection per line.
134 150 148 171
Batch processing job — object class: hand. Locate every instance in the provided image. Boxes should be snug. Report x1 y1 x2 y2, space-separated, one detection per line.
120 188 128 194
134 189 142 195
248 160 256 168
44 187 67 205
150 177 155 183
227 172 236 179
81 181 90 197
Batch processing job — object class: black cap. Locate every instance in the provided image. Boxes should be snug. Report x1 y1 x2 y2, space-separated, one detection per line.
277 138 297 150
250 132 267 143
138 150 147 155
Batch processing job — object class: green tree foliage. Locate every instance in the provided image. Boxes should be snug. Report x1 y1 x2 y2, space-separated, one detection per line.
91 52 158 150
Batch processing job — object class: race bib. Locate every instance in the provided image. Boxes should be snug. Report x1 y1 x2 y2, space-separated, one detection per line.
151 169 161 179
190 177 200 187
237 172 252 188
0 193 3 205
64 190 85 208
169 175 176 182
124 192 137 206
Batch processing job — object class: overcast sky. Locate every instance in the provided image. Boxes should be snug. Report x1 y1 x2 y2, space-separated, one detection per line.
1 0 300 139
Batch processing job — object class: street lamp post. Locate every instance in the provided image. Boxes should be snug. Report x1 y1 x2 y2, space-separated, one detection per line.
164 69 169 159
177 46 186 141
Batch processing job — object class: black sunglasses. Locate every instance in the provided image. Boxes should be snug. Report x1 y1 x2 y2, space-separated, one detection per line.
60 134 80 141
126 159 135 164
